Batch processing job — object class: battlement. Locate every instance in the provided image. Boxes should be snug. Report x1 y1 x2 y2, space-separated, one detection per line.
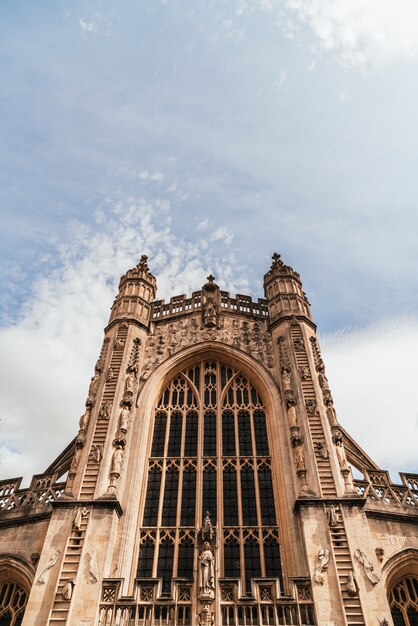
151 290 268 321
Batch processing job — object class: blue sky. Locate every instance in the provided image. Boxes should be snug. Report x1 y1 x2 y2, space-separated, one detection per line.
1 0 417 482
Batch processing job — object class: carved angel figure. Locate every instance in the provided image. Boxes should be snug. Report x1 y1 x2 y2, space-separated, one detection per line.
73 506 88 531
110 447 124 475
118 406 130 433
326 504 341 527
62 579 75 600
354 549 380 584
37 549 61 584
313 548 329 585
86 550 99 584
79 407 91 431
345 571 359 597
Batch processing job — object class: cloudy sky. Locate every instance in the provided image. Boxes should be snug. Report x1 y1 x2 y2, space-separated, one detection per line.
1 0 417 486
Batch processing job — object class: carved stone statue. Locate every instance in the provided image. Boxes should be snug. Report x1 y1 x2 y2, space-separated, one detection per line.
106 367 114 382
345 571 359 596
293 444 305 471
333 430 349 471
313 548 329 585
199 542 215 597
305 399 317 415
326 405 338 426
314 441 328 460
92 444 103 463
124 370 137 395
62 578 75 600
281 367 292 392
287 404 298 428
354 549 380 584
86 550 99 584
88 370 101 400
99 401 112 420
204 297 217 328
79 407 91 431
70 445 83 474
198 605 214 626
200 512 216 542
73 506 88 531
37 549 61 584
326 504 341 527
118 406 130 433
110 447 124 476
114 338 125 350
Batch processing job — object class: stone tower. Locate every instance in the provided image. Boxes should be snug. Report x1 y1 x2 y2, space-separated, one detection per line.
0 254 417 626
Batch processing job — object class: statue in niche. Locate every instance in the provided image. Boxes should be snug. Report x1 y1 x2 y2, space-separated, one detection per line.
281 367 292 392
70 445 83 474
345 571 359 597
200 511 216 542
326 404 338 426
333 430 349 471
287 404 298 428
73 506 88 531
299 366 310 380
106 367 114 382
91 444 103 463
62 578 75 600
201 274 220 329
88 370 101 400
313 548 329 585
118 406 130 433
241 321 250 345
86 550 99 584
314 441 328 460
114 338 125 350
110 446 124 476
293 337 304 351
326 504 341 527
354 549 380 584
37 549 61 584
292 442 305 471
79 407 91 431
99 401 112 420
199 542 215 596
305 399 317 415
124 369 137 396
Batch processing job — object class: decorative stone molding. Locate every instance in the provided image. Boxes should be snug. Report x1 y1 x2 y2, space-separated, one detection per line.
313 548 329 585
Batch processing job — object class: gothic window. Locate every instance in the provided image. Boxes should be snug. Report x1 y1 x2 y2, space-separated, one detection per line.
137 360 282 594
0 581 27 626
389 575 418 626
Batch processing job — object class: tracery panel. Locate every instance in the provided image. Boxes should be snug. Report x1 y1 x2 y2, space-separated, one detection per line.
137 359 283 596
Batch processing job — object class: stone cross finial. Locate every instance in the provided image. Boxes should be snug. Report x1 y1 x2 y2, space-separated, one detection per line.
207 274 215 283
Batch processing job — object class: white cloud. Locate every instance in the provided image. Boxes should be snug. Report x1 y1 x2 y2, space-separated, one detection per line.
210 225 234 245
79 19 97 33
136 170 164 182
0 200 248 483
321 317 418 480
197 219 211 232
281 0 418 69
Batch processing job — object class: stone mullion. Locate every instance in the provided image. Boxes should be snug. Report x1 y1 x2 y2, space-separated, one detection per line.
249 399 265 577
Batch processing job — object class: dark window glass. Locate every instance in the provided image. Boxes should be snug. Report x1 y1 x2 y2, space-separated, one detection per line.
264 537 282 579
224 539 240 578
258 467 277 525
204 411 217 456
167 412 183 457
391 608 406 626
184 411 198 457
151 412 167 457
222 411 236 456
253 410 269 456
177 538 194 579
223 469 238 526
241 468 257 526
143 468 162 526
137 537 155 577
157 539 174 592
181 467 196 526
238 411 252 456
161 469 179 526
202 467 217 520
244 538 261 592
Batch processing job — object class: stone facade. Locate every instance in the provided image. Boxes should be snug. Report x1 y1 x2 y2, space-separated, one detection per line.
0 253 417 626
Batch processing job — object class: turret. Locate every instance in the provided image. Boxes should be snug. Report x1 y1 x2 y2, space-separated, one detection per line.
108 254 157 329
263 252 312 328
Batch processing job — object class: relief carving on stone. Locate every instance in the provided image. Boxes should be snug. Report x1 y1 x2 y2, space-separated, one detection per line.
354 549 380 585
140 315 273 380
62 578 75 600
86 550 99 584
326 504 341 527
313 548 330 585
99 401 112 420
73 506 88 531
344 571 359 597
37 549 61 584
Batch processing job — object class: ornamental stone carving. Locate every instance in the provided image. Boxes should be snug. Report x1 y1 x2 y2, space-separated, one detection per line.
198 542 215 601
73 506 88 531
313 548 329 585
345 571 359 597
141 315 273 380
37 549 61 584
354 549 380 585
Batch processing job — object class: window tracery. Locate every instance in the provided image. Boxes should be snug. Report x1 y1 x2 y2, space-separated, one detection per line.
389 575 418 626
0 580 27 626
137 359 282 597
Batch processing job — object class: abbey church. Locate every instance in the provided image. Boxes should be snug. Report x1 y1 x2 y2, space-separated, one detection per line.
0 253 417 626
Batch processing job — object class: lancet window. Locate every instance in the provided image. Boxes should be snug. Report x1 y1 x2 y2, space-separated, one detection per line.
137 360 283 594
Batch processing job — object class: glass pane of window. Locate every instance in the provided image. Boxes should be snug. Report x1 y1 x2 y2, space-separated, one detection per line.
181 468 196 526
184 411 198 457
204 411 217 457
161 469 179 526
222 411 236 456
167 412 183 457
151 412 167 457
223 469 238 526
238 411 252 456
241 468 257 526
143 468 162 526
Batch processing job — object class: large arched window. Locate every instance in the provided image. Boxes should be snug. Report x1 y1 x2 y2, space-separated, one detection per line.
137 359 282 594
0 580 27 626
389 575 418 626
